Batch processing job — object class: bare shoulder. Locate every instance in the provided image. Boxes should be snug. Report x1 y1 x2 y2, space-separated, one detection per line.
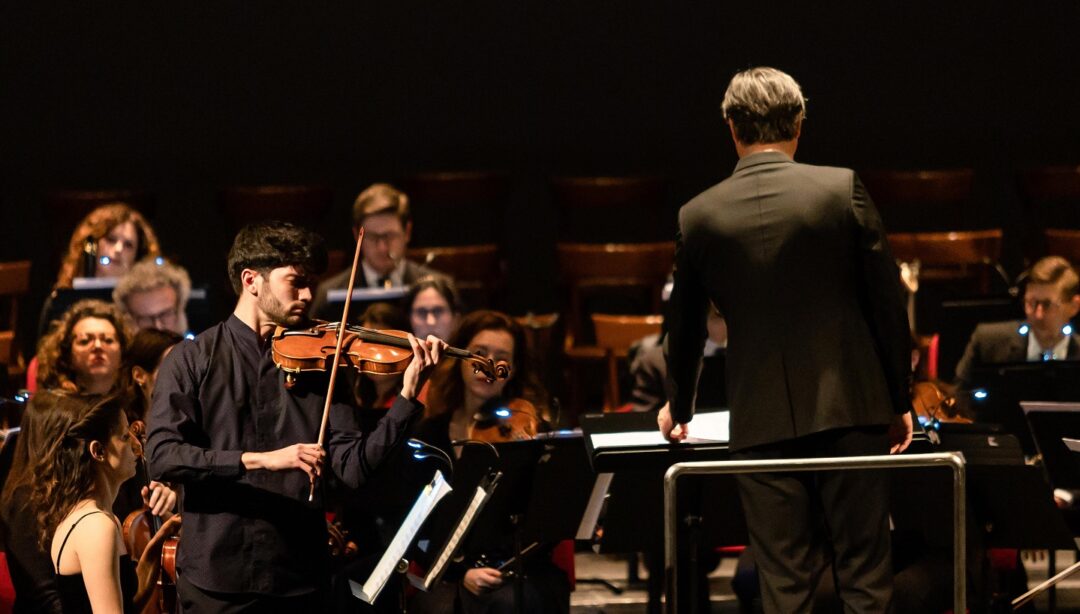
52 510 122 574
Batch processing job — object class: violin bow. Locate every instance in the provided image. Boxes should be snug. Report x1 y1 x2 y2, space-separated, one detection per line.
309 227 365 502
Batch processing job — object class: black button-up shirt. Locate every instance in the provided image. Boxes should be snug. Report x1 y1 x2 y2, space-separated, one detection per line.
146 315 421 596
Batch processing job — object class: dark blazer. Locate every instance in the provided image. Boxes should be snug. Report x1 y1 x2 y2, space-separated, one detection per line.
954 319 1080 387
665 151 912 451
310 258 440 322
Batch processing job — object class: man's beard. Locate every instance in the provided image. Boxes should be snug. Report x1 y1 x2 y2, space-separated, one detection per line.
258 291 308 328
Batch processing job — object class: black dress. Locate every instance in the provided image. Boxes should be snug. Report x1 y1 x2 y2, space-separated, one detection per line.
53 510 138 614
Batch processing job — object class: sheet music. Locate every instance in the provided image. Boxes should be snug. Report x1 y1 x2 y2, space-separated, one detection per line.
1064 437 1080 453
419 480 494 590
589 411 729 449
575 472 613 540
350 470 452 603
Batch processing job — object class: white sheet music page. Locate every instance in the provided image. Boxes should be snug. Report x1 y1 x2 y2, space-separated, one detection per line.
421 483 491 589
589 410 729 449
350 470 452 603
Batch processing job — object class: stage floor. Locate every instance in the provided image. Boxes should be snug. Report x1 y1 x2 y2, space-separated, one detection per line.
571 550 1080 613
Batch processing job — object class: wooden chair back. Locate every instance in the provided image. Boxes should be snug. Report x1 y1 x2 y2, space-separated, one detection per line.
1046 228 1080 266
1019 166 1080 258
400 171 509 246
888 229 1003 293
551 175 668 242
220 185 332 230
556 242 673 349
407 244 502 308
515 312 563 396
592 314 663 411
860 169 975 231
0 261 32 388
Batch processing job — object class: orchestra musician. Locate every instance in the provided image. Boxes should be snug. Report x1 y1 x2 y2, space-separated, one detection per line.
145 221 447 612
659 67 913 613
406 275 462 342
954 255 1080 388
409 310 568 614
34 299 133 395
113 259 193 336
25 391 180 614
311 183 442 322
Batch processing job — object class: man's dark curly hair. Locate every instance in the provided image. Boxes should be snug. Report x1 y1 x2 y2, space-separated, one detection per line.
226 221 328 295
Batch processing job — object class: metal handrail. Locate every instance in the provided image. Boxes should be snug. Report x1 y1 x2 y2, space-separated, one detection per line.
663 452 966 614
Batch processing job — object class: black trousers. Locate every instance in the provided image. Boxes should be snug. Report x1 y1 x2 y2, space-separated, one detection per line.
732 426 894 614
177 574 325 614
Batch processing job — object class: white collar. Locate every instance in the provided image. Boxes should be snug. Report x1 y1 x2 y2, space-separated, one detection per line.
362 259 406 288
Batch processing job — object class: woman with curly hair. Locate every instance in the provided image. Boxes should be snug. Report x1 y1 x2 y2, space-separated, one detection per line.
35 299 133 395
25 392 179 614
54 203 161 290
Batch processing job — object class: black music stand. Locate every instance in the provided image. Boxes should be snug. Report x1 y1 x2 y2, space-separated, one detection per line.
966 361 1080 454
936 298 1019 380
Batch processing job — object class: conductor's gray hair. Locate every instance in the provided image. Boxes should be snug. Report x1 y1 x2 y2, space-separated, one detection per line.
721 67 806 145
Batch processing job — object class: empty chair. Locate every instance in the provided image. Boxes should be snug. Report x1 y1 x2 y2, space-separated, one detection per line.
45 189 157 234
551 175 668 242
592 314 663 412
1045 228 1080 266
0 261 31 396
860 169 975 232
219 185 332 231
1019 165 1080 258
399 171 510 246
406 244 502 309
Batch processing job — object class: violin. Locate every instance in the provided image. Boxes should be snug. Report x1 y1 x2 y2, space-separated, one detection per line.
271 321 511 387
123 420 179 614
468 398 541 443
911 380 971 429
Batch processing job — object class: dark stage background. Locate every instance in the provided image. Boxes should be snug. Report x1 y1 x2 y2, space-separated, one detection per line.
2 2 1079 352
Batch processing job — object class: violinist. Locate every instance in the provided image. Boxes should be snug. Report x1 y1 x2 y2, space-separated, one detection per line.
21 391 179 614
311 183 442 322
406 276 462 342
145 221 447 612
410 310 568 614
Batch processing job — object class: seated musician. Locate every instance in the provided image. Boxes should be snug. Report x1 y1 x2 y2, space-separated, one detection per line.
955 255 1080 388
39 203 162 337
34 299 134 395
145 221 446 612
113 259 192 336
406 275 462 342
629 304 727 413
311 183 442 322
409 310 569 614
22 391 179 614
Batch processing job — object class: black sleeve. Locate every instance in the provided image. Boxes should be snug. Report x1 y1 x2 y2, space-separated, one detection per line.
146 346 244 483
3 489 64 614
664 218 710 424
953 325 985 390
327 394 424 489
851 173 915 415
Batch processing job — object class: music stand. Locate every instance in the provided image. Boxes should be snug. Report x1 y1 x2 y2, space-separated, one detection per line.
936 297 1020 380
966 361 1080 454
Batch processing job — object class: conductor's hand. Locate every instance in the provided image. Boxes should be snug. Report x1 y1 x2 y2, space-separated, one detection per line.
242 443 325 480
889 411 914 454
401 334 448 401
658 402 689 443
463 567 504 595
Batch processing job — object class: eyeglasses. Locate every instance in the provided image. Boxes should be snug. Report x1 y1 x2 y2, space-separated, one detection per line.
368 231 405 245
412 306 450 320
1024 298 1063 312
133 307 179 328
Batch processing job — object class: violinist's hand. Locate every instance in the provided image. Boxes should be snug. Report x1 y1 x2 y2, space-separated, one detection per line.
133 514 181 610
401 334 448 401
658 402 689 443
242 443 325 480
141 481 178 519
888 411 914 454
463 567 504 595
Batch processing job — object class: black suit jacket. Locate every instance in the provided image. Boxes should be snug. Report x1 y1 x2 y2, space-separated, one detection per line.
665 151 912 451
310 258 440 322
954 319 1080 387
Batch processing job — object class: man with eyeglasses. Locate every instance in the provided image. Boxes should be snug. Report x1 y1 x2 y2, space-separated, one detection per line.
311 183 443 323
955 255 1080 387
113 258 191 335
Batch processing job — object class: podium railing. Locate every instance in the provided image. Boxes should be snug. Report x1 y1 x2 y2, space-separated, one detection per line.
663 452 967 614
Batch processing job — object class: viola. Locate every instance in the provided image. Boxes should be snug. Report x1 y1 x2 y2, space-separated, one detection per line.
468 398 541 443
123 420 179 614
271 322 511 386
